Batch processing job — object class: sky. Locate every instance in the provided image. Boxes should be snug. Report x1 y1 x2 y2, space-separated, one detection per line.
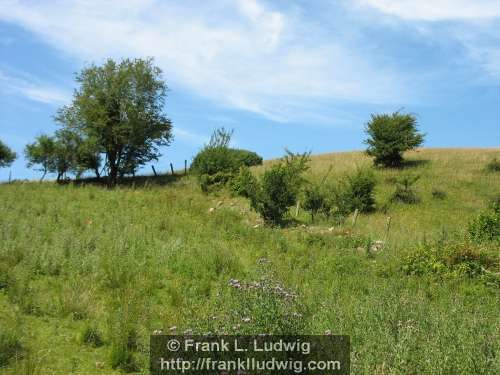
1 0 499 181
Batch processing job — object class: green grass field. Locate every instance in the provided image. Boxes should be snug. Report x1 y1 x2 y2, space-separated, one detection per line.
1 148 499 374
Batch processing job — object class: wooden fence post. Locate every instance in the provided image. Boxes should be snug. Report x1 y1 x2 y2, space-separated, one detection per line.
352 209 359 228
385 216 392 242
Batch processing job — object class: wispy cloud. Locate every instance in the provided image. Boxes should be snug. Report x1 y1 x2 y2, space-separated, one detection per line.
355 0 500 21
0 69 69 105
353 0 500 81
0 0 410 123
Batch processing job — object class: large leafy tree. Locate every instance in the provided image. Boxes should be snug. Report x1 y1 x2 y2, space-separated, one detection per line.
0 140 16 168
55 58 173 185
364 111 424 167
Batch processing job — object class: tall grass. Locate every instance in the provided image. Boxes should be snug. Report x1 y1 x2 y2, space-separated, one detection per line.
0 148 499 374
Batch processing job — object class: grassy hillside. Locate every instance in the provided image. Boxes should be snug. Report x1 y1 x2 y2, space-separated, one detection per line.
0 148 499 374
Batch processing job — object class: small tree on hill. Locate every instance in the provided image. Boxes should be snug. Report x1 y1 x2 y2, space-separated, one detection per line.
25 135 57 181
364 111 424 167
245 150 310 226
55 58 173 185
0 140 16 168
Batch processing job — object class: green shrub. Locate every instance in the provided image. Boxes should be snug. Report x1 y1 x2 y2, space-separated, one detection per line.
468 201 500 243
486 157 500 172
390 174 420 204
247 151 310 226
232 166 258 198
79 323 104 347
364 111 424 167
199 171 234 193
191 128 263 191
109 343 139 373
402 241 498 280
230 149 263 168
301 168 376 223
0 311 23 366
302 184 330 221
431 188 447 200
344 167 377 212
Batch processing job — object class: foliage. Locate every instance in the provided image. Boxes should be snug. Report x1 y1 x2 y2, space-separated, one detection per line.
431 188 447 200
302 184 329 221
0 309 23 366
301 168 376 222
55 58 172 185
364 111 424 167
192 128 262 191
390 174 421 204
486 157 500 172
24 135 57 181
343 167 377 212
231 166 258 198
402 241 498 282
1 149 499 374
246 151 310 225
199 171 234 193
468 201 500 243
24 131 101 181
79 324 104 347
0 140 16 168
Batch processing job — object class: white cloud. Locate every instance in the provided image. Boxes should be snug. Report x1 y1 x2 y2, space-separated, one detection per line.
0 0 409 122
354 0 500 81
0 70 69 105
355 0 500 21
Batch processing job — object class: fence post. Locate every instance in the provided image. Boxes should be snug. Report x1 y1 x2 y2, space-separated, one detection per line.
352 209 359 228
184 160 187 175
151 166 158 177
170 163 174 175
384 216 392 242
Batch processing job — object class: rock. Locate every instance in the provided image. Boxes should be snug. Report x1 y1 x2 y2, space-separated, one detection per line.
370 240 385 252
208 207 216 214
324 329 332 335
242 317 251 323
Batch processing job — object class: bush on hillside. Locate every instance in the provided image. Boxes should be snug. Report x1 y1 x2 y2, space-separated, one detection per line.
468 200 500 243
302 184 330 221
364 111 424 167
301 168 376 223
390 174 421 204
431 188 447 200
402 241 498 283
246 151 310 226
344 167 377 212
191 128 262 191
486 157 500 172
232 166 258 198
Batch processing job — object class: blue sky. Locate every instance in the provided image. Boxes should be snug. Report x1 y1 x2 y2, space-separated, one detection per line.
1 0 500 181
